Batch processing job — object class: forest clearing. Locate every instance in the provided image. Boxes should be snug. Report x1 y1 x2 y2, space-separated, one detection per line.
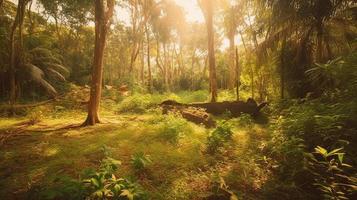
0 0 356 199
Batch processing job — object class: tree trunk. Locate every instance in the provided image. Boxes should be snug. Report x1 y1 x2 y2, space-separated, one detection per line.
0 0 4 12
280 38 286 99
228 33 235 90
235 47 240 101
140 41 145 85
316 22 324 63
163 43 169 91
146 24 152 93
203 0 218 102
9 0 28 105
83 0 114 126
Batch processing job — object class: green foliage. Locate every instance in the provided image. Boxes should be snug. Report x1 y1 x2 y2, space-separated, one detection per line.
156 114 193 145
116 94 155 114
131 152 152 172
307 146 357 200
265 95 357 199
209 173 238 200
206 122 234 154
306 53 357 95
27 109 44 124
42 155 146 200
236 113 254 128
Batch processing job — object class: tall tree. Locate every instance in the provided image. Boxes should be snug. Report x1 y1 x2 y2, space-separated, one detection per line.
9 0 29 105
199 0 218 102
222 3 239 90
83 0 114 126
0 0 4 11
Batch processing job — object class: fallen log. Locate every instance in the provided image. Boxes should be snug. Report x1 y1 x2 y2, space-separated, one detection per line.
162 105 216 128
160 98 267 117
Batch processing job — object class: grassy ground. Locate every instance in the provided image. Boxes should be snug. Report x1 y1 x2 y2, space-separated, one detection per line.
0 91 271 199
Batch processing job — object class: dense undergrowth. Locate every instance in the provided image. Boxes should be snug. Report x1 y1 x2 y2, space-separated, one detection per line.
1 56 357 200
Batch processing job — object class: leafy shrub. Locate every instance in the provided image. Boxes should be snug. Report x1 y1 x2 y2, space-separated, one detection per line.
265 96 357 199
156 114 193 145
116 94 154 113
236 113 254 128
42 156 147 200
206 122 233 154
307 146 356 200
131 152 152 172
209 173 238 200
26 106 48 124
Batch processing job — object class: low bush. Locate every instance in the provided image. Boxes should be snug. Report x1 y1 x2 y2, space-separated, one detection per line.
206 122 234 154
131 152 152 172
156 114 193 145
116 94 155 113
307 146 356 200
41 155 147 200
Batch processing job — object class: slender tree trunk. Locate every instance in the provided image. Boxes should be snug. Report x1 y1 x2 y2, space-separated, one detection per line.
9 0 28 105
140 41 145 84
163 43 169 91
316 22 324 63
27 0 34 36
146 24 152 93
280 37 286 99
83 0 114 126
228 33 235 90
0 0 4 12
235 47 240 101
202 0 218 102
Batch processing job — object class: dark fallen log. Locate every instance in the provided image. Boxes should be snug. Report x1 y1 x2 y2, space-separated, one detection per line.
161 98 267 117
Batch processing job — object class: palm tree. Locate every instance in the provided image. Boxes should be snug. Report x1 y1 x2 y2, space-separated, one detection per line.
260 0 356 97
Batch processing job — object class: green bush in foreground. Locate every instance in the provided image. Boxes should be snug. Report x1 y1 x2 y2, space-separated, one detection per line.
41 156 147 200
307 146 356 200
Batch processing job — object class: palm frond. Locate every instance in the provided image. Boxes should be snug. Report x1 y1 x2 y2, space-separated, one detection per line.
24 63 58 97
45 63 70 76
46 68 66 82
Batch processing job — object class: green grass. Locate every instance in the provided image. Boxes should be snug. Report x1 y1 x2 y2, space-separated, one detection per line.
0 91 271 199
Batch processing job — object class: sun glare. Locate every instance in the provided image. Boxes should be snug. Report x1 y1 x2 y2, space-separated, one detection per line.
174 0 204 23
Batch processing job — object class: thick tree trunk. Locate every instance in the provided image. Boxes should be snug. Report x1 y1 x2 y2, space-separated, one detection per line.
83 0 114 126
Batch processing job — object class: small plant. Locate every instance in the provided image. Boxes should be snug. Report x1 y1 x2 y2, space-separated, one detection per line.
237 113 254 128
206 122 233 154
307 146 356 200
27 109 44 125
210 173 238 200
156 114 192 145
131 152 152 172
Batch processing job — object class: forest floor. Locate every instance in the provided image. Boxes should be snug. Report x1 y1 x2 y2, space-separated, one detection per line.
0 92 273 200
